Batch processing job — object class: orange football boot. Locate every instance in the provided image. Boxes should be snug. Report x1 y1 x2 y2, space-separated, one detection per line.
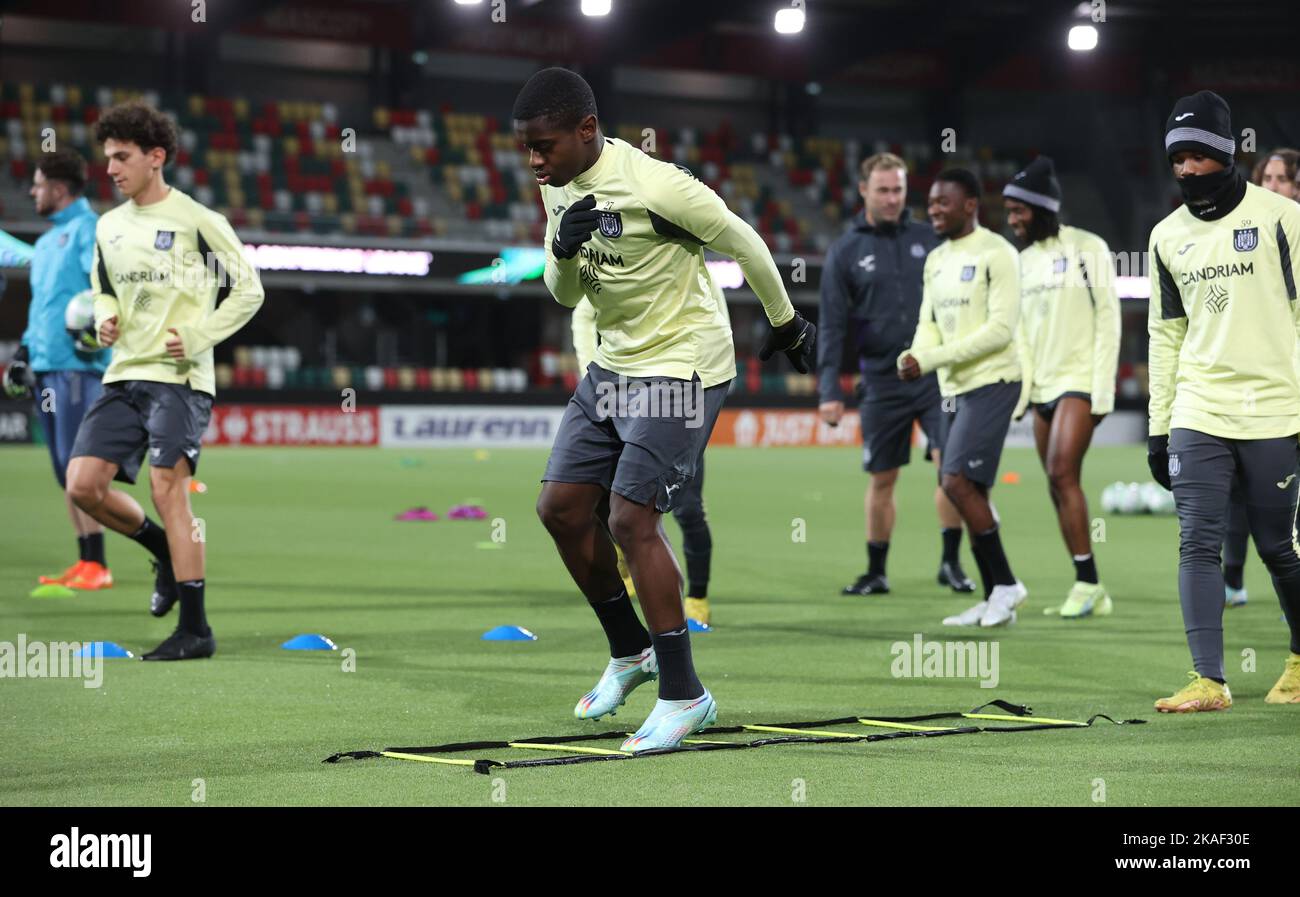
39 560 86 586
66 561 114 591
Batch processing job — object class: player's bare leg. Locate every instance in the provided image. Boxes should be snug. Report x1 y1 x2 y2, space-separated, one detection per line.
932 448 975 591
941 472 997 534
849 468 898 594
537 481 627 602
608 491 715 749
940 472 1023 626
150 459 203 582
1035 397 1110 616
538 482 656 720
1040 398 1097 556
140 458 213 657
64 494 103 540
66 456 148 535
608 494 687 636
51 471 113 590
68 456 170 608
866 468 898 546
932 450 962 530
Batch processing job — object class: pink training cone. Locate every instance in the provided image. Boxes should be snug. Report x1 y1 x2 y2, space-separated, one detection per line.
395 507 439 521
447 505 488 520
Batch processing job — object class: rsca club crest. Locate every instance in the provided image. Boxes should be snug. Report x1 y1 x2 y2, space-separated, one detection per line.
960 265 976 281
1168 453 1180 478
1233 227 1258 252
597 210 623 239
910 243 926 258
154 230 175 250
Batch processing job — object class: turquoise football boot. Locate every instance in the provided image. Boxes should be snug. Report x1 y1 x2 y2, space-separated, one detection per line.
620 689 718 752
573 647 657 720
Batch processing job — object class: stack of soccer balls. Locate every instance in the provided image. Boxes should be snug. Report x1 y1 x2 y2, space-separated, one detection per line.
1100 481 1176 516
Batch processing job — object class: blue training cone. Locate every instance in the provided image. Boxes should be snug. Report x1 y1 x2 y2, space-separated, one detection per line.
282 633 337 651
74 641 133 658
481 625 537 641
687 619 712 633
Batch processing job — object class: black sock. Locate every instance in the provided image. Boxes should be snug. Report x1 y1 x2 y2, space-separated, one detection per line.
683 544 710 599
1223 564 1244 591
969 537 994 599
590 590 651 658
867 541 889 577
651 626 704 701
678 517 712 599
129 517 171 565
178 579 210 637
941 527 962 565
78 533 105 566
1073 553 1099 585
973 526 1015 587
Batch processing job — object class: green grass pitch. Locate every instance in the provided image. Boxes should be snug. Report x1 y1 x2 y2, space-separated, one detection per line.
1 443 1296 806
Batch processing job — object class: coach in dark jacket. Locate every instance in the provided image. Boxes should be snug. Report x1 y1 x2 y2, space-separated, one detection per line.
818 152 974 597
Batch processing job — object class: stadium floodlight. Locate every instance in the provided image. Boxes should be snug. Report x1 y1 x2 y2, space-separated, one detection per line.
774 5 805 34
452 0 482 5
581 0 612 16
1067 25 1098 51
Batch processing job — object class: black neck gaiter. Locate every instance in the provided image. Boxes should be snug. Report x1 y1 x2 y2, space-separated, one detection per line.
1178 166 1247 221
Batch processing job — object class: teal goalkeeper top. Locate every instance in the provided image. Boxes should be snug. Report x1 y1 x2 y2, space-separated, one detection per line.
1147 182 1300 440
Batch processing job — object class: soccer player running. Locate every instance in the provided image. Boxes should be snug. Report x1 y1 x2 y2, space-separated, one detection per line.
1220 148 1300 609
1003 156 1120 618
1147 92 1300 710
64 101 265 660
573 295 720 626
898 169 1028 627
819 152 973 597
517 68 813 750
3 149 113 591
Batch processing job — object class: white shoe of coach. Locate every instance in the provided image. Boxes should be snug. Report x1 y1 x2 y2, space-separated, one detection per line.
942 601 989 627
980 582 1028 627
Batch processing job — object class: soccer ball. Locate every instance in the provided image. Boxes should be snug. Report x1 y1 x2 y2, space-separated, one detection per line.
1102 481 1146 515
1100 481 1127 515
1142 482 1177 515
64 290 100 352
1118 482 1145 514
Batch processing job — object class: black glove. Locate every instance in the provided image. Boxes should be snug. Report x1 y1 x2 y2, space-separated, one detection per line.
3 345 34 400
551 194 599 260
1148 434 1171 491
759 312 817 374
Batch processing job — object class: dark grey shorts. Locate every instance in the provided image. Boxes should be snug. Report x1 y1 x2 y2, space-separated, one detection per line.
1033 390 1091 423
859 375 944 473
543 363 728 512
939 379 1022 487
70 381 214 484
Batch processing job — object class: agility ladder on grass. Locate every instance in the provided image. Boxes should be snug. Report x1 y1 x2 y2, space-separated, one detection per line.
323 700 1145 775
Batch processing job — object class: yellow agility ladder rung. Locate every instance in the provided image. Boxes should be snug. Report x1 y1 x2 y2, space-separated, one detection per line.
858 718 959 732
507 742 630 756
